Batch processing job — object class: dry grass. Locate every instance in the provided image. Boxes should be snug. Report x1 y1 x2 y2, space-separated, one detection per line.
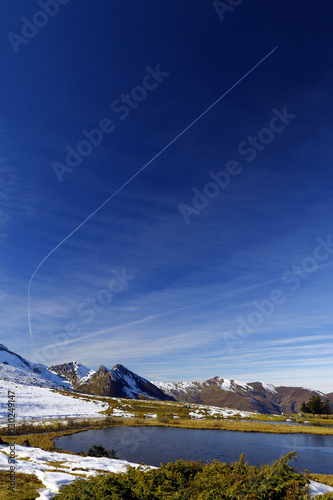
98 416 333 436
309 474 333 488
0 471 44 500
170 418 333 435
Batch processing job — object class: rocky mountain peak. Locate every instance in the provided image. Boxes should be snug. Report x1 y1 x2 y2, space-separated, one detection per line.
96 364 109 375
112 363 127 372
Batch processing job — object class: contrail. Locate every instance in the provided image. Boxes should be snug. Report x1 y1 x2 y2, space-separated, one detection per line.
28 46 278 338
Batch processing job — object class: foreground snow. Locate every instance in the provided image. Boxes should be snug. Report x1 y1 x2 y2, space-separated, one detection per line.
309 480 333 497
0 380 107 421
0 443 154 499
0 444 332 499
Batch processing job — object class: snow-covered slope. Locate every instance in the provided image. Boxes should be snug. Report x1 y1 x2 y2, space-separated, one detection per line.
0 343 33 370
0 379 106 421
0 344 71 389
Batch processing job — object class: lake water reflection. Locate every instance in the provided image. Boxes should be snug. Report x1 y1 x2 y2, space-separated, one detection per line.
55 426 333 474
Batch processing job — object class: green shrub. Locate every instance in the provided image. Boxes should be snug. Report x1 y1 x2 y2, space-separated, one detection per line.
54 451 313 499
86 444 117 458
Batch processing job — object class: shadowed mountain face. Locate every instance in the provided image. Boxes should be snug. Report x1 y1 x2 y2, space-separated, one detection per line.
152 377 331 415
326 392 333 404
50 362 175 401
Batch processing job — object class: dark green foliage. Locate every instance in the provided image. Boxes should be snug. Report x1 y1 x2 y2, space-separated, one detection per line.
312 396 323 416
54 452 313 499
302 396 333 417
301 401 308 414
86 444 117 458
321 400 333 417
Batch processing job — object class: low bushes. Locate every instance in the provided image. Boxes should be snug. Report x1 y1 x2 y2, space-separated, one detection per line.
86 444 117 458
53 452 319 499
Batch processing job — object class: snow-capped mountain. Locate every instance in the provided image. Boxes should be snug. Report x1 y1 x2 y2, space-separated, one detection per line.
48 361 95 385
72 363 175 401
49 360 175 400
0 343 71 389
151 376 331 415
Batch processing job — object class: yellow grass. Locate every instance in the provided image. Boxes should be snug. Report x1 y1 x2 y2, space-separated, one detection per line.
0 471 44 500
309 474 333 488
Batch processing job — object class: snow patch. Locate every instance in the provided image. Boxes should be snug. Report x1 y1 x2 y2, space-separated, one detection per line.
309 480 333 497
234 380 253 391
150 380 205 396
189 410 206 419
220 379 232 391
110 408 135 418
262 383 278 394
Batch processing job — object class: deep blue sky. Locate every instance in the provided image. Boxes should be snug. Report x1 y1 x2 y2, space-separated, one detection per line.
1 1 333 391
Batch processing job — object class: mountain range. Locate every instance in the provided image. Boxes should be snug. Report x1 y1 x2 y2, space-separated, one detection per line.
151 378 333 415
49 361 174 401
1 343 332 414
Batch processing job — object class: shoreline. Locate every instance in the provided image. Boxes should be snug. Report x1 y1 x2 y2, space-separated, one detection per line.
1 418 333 495
1 416 333 456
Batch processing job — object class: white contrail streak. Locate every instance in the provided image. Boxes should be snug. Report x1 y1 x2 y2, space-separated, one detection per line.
28 46 278 338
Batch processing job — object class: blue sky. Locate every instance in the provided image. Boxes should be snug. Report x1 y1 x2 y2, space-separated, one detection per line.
1 1 333 392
